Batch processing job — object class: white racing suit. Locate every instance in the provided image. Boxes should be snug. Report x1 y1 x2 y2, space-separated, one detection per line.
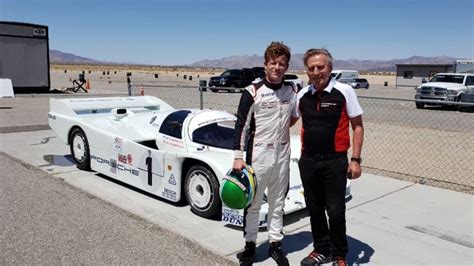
233 78 298 243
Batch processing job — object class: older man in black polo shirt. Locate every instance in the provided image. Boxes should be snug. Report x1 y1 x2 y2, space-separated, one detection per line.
296 48 364 266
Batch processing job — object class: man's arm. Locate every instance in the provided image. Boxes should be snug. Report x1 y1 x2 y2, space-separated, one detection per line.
348 115 364 179
233 89 254 171
290 116 299 127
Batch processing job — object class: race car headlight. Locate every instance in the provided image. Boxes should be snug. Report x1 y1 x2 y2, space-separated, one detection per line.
219 78 227 85
447 90 457 95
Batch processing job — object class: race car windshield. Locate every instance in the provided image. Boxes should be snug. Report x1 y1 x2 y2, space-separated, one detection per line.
192 122 234 149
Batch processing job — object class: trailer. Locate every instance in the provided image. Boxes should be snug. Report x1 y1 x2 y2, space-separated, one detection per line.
454 60 474 73
0 21 50 93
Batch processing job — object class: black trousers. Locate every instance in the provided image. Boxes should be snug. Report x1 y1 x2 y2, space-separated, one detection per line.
298 155 348 258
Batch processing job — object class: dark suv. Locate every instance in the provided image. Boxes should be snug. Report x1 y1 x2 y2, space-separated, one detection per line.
251 67 265 79
208 68 257 92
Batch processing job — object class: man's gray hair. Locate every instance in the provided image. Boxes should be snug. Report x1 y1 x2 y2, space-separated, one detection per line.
303 48 333 68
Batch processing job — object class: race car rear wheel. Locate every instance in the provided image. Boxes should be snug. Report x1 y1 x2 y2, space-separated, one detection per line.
69 127 91 171
185 165 221 218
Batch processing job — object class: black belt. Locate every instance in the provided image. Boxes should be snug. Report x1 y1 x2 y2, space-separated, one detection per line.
301 151 347 161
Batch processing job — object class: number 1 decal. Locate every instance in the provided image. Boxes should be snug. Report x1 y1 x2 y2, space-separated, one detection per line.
146 150 152 186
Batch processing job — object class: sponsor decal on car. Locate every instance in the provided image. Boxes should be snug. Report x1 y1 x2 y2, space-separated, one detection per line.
114 137 123 153
91 155 139 176
118 154 127 164
162 135 184 149
222 208 244 226
110 159 117 174
127 154 133 164
196 116 231 127
48 113 56 120
162 188 177 201
168 174 177 185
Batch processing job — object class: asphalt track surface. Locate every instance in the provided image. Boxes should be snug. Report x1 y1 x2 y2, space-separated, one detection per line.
0 152 235 265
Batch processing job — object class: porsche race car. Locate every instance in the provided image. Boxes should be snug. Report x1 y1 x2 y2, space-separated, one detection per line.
48 96 351 227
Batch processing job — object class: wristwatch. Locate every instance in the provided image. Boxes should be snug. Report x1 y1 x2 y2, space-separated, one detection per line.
350 157 362 164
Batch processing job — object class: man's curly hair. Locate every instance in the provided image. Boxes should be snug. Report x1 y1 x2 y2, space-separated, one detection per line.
264 41 291 65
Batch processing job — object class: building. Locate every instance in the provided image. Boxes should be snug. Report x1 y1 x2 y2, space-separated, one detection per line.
395 64 453 88
0 21 50 93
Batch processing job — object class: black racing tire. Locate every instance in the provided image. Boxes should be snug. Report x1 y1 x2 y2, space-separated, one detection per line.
416 102 425 109
69 127 91 170
355 84 360 89
184 165 221 218
211 88 218 93
365 84 369 89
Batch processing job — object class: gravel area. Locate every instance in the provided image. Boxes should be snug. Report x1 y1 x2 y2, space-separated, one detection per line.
0 152 235 265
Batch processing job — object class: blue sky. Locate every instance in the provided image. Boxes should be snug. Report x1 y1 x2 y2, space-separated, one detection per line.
1 0 473 65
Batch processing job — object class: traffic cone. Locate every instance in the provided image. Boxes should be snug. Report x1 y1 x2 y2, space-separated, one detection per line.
139 84 144 96
85 79 91 92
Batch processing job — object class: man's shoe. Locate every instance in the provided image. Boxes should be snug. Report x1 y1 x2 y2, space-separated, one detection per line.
239 241 256 266
268 241 289 266
300 250 332 265
332 256 348 266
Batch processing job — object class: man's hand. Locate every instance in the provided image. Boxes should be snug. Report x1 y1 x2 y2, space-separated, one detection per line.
347 161 362 179
233 158 246 172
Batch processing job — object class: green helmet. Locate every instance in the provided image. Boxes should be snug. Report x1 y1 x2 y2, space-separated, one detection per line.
220 166 257 209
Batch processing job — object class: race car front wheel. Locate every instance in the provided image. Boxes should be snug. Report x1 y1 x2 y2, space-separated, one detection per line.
185 165 221 218
69 127 91 171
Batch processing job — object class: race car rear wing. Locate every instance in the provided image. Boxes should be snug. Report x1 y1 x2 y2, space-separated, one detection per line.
49 96 175 117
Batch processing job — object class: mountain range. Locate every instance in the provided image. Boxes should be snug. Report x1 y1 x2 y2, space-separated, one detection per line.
49 49 462 72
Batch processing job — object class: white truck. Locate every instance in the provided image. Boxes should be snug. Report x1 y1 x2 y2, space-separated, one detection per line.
331 70 358 80
414 73 474 109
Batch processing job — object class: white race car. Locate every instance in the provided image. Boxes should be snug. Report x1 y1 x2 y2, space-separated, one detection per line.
48 96 351 226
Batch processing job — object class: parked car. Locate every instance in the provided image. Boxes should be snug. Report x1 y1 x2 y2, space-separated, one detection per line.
250 66 265 79
414 73 474 109
208 68 257 92
284 73 304 91
458 90 474 112
345 78 369 89
48 96 352 227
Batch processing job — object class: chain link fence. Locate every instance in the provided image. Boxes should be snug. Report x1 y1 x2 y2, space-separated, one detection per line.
132 84 474 194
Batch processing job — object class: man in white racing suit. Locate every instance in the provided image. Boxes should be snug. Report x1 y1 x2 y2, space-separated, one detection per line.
233 41 299 266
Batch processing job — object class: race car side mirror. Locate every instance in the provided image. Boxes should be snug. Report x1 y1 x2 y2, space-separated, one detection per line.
112 108 128 119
